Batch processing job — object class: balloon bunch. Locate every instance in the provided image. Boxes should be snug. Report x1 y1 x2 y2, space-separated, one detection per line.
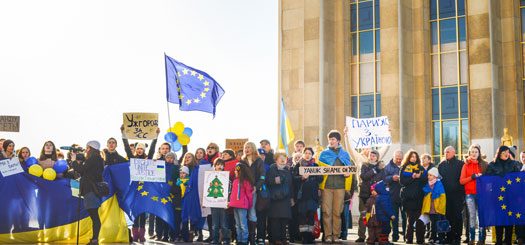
26 156 69 181
164 121 193 152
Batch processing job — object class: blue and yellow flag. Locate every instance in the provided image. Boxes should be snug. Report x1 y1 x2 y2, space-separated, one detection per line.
165 54 225 117
278 98 294 154
477 172 525 227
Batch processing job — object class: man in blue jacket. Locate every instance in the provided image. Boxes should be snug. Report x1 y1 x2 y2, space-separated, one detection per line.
383 150 404 242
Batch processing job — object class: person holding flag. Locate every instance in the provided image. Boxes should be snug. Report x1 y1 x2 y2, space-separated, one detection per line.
317 130 354 243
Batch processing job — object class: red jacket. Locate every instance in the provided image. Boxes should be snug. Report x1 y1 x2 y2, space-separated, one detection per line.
460 159 482 195
229 179 253 210
224 159 239 181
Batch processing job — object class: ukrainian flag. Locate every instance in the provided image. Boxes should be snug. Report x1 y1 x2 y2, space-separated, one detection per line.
279 98 295 154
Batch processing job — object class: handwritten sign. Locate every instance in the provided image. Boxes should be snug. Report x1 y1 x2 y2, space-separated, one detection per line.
226 138 248 152
130 158 166 182
202 171 230 208
0 158 24 177
298 166 357 176
0 116 20 132
346 116 392 149
123 113 159 140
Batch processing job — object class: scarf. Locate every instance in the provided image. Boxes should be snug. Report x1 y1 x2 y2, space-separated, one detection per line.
318 146 351 166
428 178 437 186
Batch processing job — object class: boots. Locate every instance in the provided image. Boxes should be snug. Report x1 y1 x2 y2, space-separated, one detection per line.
248 221 257 245
197 229 204 242
138 228 146 242
132 228 139 242
378 234 390 245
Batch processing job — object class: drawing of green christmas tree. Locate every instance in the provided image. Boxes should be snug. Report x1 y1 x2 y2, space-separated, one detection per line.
207 176 224 198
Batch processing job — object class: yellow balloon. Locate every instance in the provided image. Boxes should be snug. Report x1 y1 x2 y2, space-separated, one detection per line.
179 134 190 145
29 164 43 177
43 168 57 181
173 122 185 135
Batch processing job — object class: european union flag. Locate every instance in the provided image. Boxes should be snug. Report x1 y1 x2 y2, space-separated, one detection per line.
165 54 225 117
477 172 525 227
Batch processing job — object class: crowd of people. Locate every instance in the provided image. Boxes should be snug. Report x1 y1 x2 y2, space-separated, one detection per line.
2 126 525 245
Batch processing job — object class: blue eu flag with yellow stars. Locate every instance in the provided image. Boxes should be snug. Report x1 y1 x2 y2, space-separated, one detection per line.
477 172 525 227
165 54 225 117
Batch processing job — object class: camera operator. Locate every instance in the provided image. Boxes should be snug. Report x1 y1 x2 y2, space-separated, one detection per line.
70 140 104 245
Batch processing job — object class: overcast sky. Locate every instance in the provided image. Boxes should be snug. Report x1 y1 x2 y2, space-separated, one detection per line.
0 0 278 156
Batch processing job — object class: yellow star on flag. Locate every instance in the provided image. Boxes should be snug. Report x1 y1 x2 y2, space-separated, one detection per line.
179 94 184 99
197 74 204 81
506 179 512 185
516 177 521 183
141 191 149 197
177 72 181 77
508 211 513 216
517 213 522 219
151 196 159 201
203 81 210 86
498 195 504 201
193 98 200 103
190 70 197 76
182 68 189 75
139 181 144 184
204 87 210 92
161 198 168 204
168 197 172 202
137 185 143 191
500 186 506 192
200 92 206 98
186 99 192 105
168 180 174 186
501 204 507 210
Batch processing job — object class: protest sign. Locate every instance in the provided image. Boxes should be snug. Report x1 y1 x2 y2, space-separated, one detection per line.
0 115 20 132
299 166 357 176
0 158 24 177
123 113 159 140
130 158 166 182
345 116 392 149
202 171 230 208
226 138 248 152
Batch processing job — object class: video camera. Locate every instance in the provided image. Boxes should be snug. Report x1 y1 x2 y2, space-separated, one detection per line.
60 145 86 162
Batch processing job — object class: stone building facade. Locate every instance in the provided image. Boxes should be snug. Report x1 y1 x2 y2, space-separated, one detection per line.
279 0 524 160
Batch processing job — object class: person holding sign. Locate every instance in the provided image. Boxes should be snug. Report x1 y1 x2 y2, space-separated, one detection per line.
292 147 322 244
70 140 104 245
121 125 159 242
1 139 15 159
317 130 353 244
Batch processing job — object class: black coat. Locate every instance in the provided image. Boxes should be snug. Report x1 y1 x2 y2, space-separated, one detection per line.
485 159 520 177
241 158 266 191
292 159 322 212
400 162 427 211
383 160 402 204
103 149 127 165
359 162 385 199
72 153 104 196
438 157 465 195
266 164 292 219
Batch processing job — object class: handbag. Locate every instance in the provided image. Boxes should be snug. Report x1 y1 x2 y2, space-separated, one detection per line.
256 184 270 211
92 181 110 197
436 219 451 233
312 211 321 239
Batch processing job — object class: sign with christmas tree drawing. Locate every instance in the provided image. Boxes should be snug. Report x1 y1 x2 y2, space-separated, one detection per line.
202 171 230 208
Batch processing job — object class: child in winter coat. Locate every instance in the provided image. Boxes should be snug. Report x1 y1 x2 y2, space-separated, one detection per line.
365 181 395 245
209 159 231 245
172 166 190 242
229 163 254 245
421 167 446 244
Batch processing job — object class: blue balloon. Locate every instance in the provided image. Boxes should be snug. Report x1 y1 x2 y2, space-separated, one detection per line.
164 132 178 143
25 156 38 167
183 127 193 137
53 159 68 173
171 141 182 152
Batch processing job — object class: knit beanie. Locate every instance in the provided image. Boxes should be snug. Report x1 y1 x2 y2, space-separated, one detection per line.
180 166 190 175
370 149 380 159
428 168 440 178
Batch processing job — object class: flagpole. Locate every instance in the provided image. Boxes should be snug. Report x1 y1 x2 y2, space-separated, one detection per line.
167 102 172 132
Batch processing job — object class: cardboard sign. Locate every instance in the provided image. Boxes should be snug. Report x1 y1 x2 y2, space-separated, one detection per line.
225 138 248 152
346 116 392 149
202 171 230 208
0 158 24 177
123 113 159 140
130 158 166 182
0 116 20 132
298 166 357 176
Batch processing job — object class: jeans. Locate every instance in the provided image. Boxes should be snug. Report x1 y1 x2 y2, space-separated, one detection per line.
234 208 249 243
248 194 257 222
465 194 485 241
341 202 350 238
211 208 230 243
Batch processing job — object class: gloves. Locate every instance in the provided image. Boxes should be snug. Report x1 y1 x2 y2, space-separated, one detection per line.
471 174 477 180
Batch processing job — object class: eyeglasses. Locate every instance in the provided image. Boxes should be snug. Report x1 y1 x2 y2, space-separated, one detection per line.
207 147 216 150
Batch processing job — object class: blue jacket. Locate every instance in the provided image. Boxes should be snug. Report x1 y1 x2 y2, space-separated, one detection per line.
374 181 395 223
383 160 401 204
